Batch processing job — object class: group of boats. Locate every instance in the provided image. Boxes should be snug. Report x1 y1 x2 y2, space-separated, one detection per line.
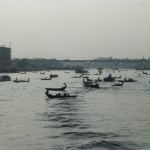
1 69 149 99
0 73 59 83
45 83 77 98
44 73 128 98
81 73 137 88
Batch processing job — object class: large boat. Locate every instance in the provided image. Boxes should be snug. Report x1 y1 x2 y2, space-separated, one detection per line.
83 79 99 88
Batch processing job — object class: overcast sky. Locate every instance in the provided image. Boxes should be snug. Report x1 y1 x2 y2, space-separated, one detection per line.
0 0 150 60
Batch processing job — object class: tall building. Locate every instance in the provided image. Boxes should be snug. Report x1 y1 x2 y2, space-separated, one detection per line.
0 46 11 71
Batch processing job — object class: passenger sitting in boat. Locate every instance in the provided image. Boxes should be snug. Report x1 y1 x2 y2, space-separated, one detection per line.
63 93 67 97
56 93 61 96
67 93 70 96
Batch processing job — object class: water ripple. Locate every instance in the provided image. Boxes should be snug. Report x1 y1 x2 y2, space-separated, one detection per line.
78 140 129 150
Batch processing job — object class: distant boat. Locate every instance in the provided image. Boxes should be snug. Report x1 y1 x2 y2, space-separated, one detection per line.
0 75 11 82
40 72 45 74
71 75 81 78
19 72 26 74
50 74 58 78
114 75 121 79
97 77 102 82
112 82 124 86
82 74 89 79
13 78 30 83
142 71 149 75
94 73 101 75
75 69 89 73
40 77 52 80
118 78 137 82
103 74 115 82
32 71 38 73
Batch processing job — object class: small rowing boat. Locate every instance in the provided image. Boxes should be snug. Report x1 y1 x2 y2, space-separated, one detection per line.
45 83 67 91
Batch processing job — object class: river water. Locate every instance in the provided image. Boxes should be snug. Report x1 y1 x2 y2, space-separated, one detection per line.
0 69 150 150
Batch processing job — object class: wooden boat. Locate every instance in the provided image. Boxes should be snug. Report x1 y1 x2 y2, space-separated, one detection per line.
45 90 77 98
94 73 101 75
19 72 26 74
112 82 124 86
75 69 89 73
40 72 45 74
118 78 137 82
98 70 103 75
142 71 149 75
40 77 52 80
71 75 81 78
45 83 67 91
83 79 99 88
0 75 11 82
82 74 89 79
13 78 30 83
32 71 38 73
50 74 58 78
97 77 102 82
82 73 90 75
103 74 115 82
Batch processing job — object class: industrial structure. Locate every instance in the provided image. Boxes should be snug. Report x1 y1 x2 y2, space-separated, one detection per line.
0 46 11 72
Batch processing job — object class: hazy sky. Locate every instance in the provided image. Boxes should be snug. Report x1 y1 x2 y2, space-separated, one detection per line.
0 0 150 60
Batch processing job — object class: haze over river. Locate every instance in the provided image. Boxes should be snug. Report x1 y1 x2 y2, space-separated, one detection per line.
0 69 150 150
